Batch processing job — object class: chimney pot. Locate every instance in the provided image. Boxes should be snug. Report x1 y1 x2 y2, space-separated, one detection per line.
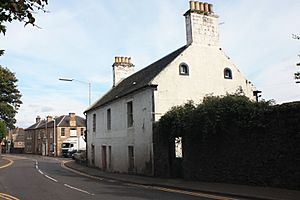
36 116 41 123
121 57 125 63
128 57 131 64
209 4 213 13
195 2 200 11
115 57 118 63
200 2 204 12
125 57 129 63
189 1 195 10
204 3 209 13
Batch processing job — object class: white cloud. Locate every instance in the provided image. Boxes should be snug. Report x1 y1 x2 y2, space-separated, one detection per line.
1 0 300 127
16 94 86 128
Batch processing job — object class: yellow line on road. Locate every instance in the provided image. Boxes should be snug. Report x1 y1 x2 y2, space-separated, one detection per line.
61 161 104 181
151 186 238 200
2 155 27 160
0 193 20 200
62 161 239 200
0 157 13 169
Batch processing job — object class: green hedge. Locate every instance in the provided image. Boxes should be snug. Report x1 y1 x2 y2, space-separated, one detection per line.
154 95 300 189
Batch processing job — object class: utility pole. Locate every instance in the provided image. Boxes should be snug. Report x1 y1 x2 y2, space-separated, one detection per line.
293 34 300 84
53 118 56 157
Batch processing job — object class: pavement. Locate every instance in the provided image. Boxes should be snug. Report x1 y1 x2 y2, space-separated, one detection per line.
64 160 300 200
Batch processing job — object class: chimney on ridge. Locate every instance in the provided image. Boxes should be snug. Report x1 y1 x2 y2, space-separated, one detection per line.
112 56 134 87
185 1 219 47
46 116 53 123
36 116 41 123
69 113 76 127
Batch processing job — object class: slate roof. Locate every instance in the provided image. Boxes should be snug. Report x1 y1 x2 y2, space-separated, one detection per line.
26 121 43 130
86 45 188 112
25 115 85 130
56 116 85 127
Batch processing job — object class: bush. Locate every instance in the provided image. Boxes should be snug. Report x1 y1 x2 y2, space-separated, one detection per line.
154 95 300 189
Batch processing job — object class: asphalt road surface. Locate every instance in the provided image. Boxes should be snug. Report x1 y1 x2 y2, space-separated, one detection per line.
0 155 236 200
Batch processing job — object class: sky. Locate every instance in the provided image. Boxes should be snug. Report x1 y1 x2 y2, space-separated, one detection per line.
1 0 300 128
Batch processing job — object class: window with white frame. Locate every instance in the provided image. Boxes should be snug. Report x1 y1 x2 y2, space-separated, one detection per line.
70 128 77 137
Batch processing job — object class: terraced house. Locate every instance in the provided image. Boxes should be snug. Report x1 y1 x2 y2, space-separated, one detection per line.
85 1 256 175
25 113 86 156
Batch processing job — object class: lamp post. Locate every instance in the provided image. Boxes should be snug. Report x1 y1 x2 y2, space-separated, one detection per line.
59 78 91 106
53 118 56 156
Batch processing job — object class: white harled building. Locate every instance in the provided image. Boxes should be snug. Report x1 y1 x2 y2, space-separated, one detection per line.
85 1 256 175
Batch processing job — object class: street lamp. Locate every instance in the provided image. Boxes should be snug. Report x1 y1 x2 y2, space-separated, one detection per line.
53 118 56 157
59 78 91 106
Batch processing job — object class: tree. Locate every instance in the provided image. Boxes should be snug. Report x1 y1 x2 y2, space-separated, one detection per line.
0 0 48 35
0 66 22 129
0 120 7 142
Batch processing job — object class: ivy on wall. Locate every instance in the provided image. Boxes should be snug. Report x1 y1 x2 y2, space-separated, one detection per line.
154 95 300 189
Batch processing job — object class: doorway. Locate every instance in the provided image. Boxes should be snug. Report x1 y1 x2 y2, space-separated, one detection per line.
128 146 134 173
91 144 95 166
108 146 112 171
102 145 107 171
170 137 183 178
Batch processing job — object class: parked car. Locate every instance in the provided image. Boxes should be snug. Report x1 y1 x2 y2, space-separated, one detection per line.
72 150 86 163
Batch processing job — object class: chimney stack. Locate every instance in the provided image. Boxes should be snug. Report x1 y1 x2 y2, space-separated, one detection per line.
36 116 41 123
46 116 53 122
69 113 76 127
185 1 219 46
112 56 134 87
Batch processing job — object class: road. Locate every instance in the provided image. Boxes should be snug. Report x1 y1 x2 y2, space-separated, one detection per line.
0 155 236 200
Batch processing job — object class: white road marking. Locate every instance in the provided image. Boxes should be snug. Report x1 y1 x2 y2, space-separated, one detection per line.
45 175 58 182
35 160 58 183
35 160 38 169
64 184 94 195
